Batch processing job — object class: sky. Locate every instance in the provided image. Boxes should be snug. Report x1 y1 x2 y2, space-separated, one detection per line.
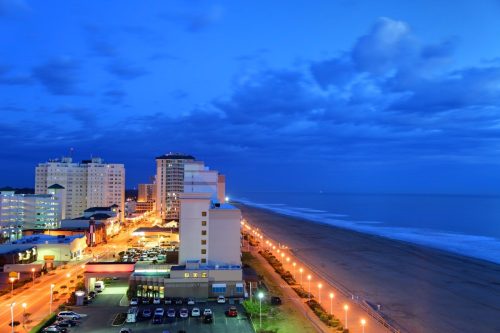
1 0 500 195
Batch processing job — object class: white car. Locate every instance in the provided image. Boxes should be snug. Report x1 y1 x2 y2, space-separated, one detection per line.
203 308 212 316
187 298 195 305
43 326 62 333
217 295 226 304
119 328 132 333
57 311 82 320
179 308 189 318
129 298 139 306
153 297 161 304
191 307 200 317
154 308 164 316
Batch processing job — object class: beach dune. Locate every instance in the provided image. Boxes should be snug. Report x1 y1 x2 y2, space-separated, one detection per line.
238 204 500 333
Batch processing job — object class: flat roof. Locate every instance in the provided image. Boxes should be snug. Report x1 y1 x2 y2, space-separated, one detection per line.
133 227 179 233
9 234 84 245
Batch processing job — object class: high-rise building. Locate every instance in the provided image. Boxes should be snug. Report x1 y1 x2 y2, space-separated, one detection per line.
155 153 195 220
184 161 225 203
0 190 61 230
138 183 154 202
35 157 125 219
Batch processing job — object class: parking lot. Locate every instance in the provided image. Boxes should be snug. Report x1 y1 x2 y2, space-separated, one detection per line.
67 293 254 333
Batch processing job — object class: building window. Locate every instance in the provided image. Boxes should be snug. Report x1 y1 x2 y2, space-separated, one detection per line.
236 285 244 293
201 211 207 217
201 249 206 254
201 230 207 236
201 240 207 245
201 258 207 263
201 272 207 278
184 273 190 278
212 285 226 293
201 220 207 226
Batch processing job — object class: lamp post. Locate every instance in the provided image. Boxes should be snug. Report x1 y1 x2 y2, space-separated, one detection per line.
22 303 26 327
258 291 264 329
343 304 349 329
361 318 366 333
10 302 15 333
31 268 35 286
307 275 312 300
49 284 55 314
299 268 303 285
329 293 334 315
9 277 16 296
318 283 322 303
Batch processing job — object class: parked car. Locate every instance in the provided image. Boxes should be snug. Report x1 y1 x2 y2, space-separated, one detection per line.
152 314 163 324
225 306 238 317
167 308 176 318
142 309 152 318
154 308 164 316
217 295 226 304
153 297 161 304
119 328 132 333
203 308 212 316
129 298 139 306
57 311 82 320
179 308 189 318
94 280 105 292
88 291 97 298
142 297 150 304
271 296 282 305
203 314 213 324
55 319 78 327
164 297 172 304
43 326 67 333
191 307 200 317
174 298 183 305
187 298 195 305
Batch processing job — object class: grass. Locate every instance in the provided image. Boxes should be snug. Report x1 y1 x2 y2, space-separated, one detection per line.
28 313 56 333
242 251 320 333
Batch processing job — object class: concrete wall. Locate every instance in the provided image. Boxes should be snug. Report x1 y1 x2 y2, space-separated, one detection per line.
208 207 241 266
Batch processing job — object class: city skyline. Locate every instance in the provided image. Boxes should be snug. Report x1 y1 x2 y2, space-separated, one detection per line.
2 1 500 194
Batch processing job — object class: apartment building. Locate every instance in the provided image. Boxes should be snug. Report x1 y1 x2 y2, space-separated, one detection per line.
35 157 125 219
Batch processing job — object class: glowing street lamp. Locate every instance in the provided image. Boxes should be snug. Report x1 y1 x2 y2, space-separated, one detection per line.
31 268 35 286
10 302 15 333
329 292 334 314
343 304 349 329
49 284 55 314
9 277 16 296
258 291 264 328
22 303 26 327
307 275 312 300
286 257 290 270
299 268 303 285
292 262 296 278
361 318 366 333
318 283 322 303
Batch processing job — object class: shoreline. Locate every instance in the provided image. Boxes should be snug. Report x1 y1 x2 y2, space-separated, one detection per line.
237 203 500 333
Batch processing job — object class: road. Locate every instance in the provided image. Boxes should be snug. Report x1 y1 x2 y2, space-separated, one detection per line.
0 216 153 332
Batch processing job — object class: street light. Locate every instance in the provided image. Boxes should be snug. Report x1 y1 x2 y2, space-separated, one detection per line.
31 268 35 286
286 257 290 269
9 277 16 296
49 284 55 314
10 302 15 333
299 268 303 285
258 291 264 329
343 304 349 329
292 262 296 278
307 275 312 300
22 303 26 327
361 318 366 333
329 292 334 315
318 283 322 303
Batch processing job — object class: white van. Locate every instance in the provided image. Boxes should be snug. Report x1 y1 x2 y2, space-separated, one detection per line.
94 280 105 292
126 307 138 323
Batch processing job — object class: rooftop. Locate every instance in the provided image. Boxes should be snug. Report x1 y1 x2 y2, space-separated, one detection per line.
155 153 195 160
9 234 85 245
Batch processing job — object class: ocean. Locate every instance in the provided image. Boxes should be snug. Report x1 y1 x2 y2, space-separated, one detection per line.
234 192 500 264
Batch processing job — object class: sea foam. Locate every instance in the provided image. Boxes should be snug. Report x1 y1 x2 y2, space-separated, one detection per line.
238 198 500 265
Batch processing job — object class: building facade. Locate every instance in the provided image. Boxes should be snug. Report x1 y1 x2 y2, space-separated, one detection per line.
138 184 154 202
35 157 125 220
155 153 195 221
0 190 61 230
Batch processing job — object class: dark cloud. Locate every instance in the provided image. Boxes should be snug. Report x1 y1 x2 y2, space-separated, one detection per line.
32 58 81 95
108 61 147 80
102 89 126 105
54 106 97 125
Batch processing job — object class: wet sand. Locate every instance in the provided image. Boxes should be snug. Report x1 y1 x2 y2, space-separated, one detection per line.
238 204 500 333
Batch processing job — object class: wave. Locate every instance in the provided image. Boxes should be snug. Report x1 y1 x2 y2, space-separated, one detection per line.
237 198 500 265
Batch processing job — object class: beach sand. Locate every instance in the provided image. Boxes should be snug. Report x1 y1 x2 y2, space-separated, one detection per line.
238 204 500 333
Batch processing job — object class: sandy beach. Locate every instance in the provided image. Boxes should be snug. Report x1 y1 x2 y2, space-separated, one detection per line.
238 204 500 333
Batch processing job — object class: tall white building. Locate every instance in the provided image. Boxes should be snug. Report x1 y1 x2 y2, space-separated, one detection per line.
35 157 125 219
184 161 226 203
0 190 61 230
155 153 195 220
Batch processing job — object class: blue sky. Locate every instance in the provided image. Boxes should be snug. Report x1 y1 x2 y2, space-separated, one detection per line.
1 0 500 194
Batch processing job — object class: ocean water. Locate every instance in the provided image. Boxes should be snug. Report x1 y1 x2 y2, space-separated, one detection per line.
234 192 500 264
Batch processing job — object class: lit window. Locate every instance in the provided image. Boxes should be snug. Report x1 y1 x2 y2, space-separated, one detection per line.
184 273 190 278
201 221 207 226
201 240 206 245
193 273 198 278
201 272 207 278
